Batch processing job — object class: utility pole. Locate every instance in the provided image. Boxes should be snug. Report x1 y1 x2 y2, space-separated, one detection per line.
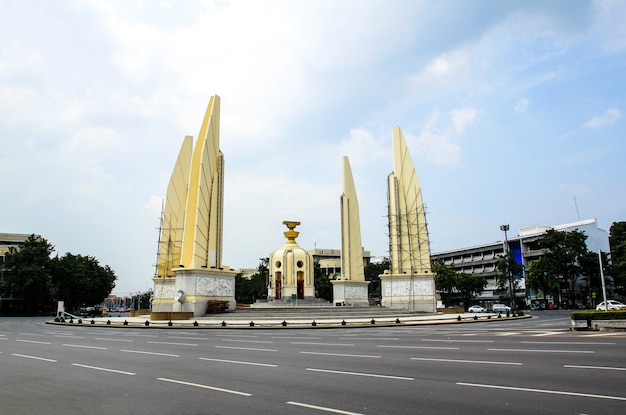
500 224 515 310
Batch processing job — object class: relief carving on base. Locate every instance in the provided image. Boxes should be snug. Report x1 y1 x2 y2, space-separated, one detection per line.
154 283 175 299
345 286 368 299
197 277 234 296
382 279 433 296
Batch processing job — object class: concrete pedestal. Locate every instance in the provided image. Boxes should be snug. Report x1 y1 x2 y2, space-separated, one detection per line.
331 280 370 307
151 267 237 318
380 274 436 312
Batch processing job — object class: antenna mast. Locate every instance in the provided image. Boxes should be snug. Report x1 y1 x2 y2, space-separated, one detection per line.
573 196 581 221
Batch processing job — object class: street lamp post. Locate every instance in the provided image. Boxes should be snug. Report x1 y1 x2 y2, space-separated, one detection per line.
500 224 515 310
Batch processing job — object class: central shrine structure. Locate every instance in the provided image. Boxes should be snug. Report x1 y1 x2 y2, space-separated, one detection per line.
152 96 237 317
268 221 315 301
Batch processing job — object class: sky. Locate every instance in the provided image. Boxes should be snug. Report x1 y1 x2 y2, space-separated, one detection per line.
1 0 625 296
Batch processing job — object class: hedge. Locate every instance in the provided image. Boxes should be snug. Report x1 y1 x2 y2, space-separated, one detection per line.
570 310 626 320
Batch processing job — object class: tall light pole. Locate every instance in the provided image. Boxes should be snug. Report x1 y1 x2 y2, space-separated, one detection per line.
500 224 514 310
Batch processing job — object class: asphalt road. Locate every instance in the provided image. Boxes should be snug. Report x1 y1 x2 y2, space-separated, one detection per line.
1 311 624 415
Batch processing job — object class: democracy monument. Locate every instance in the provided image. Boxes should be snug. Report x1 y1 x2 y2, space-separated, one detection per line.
151 96 436 318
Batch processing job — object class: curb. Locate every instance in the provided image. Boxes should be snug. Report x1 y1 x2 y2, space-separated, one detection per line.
46 313 531 329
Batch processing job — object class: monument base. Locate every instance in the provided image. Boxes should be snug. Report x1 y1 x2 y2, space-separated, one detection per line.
379 273 436 312
149 311 194 321
331 280 370 307
151 267 237 317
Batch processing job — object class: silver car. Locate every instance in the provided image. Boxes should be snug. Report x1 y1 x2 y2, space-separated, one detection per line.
596 300 626 311
492 303 511 313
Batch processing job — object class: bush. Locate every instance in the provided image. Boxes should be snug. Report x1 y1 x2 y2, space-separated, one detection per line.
570 310 626 320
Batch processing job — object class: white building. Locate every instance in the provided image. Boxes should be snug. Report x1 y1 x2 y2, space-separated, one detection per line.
431 218 610 308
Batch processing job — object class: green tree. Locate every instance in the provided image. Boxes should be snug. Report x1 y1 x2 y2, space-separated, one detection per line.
314 262 333 302
235 258 268 304
455 272 488 309
364 259 389 298
609 221 626 295
496 252 524 308
527 259 557 301
433 260 457 307
433 260 486 309
578 250 603 305
1 235 54 314
525 228 589 307
51 253 117 311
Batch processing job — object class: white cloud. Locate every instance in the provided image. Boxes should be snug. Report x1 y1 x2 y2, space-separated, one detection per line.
514 98 529 113
582 108 622 128
451 108 479 134
329 128 389 169
408 108 478 167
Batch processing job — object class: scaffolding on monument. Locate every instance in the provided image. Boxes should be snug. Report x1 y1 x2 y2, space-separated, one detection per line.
385 180 432 310
153 200 184 301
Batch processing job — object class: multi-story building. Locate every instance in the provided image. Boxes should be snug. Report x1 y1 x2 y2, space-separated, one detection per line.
308 248 371 278
1 233 32 279
0 233 31 258
431 219 610 309
1 233 33 314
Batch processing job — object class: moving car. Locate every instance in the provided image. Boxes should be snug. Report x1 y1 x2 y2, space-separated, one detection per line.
492 303 512 313
79 306 104 317
468 305 487 313
596 300 626 311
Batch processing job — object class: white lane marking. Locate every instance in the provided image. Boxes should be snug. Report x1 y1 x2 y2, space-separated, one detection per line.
522 341 615 345
12 353 57 362
215 334 258 338
422 339 494 343
580 332 626 337
94 337 133 342
220 339 274 344
72 363 136 375
496 332 522 336
531 331 563 337
63 344 108 350
457 382 626 401
301 351 381 359
291 342 354 347
411 357 522 366
271 336 322 340
199 357 277 367
16 339 51 345
338 337 400 341
147 341 198 346
120 349 179 357
378 345 460 350
287 401 364 415
122 334 158 337
306 368 413 381
488 348 594 354
157 377 252 396
54 335 85 339
564 364 626 371
167 336 209 341
18 333 44 336
214 345 277 352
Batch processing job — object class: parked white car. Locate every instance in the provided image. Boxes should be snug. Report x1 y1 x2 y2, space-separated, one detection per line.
492 303 512 313
596 300 626 311
468 305 487 313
